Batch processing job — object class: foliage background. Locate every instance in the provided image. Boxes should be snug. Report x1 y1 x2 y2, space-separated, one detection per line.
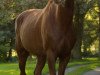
0 0 100 62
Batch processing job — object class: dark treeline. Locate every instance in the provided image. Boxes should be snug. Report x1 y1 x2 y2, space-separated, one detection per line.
0 0 99 62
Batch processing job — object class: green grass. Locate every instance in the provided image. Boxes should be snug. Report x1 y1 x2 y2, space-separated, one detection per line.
0 58 100 75
0 63 19 75
67 58 100 75
0 62 55 75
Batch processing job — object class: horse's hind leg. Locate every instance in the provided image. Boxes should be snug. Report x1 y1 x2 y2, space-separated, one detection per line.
17 48 29 75
34 55 46 75
16 47 29 75
16 39 29 75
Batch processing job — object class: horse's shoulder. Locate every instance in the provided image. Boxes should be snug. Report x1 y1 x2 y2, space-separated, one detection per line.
17 9 34 19
17 9 42 21
15 9 34 32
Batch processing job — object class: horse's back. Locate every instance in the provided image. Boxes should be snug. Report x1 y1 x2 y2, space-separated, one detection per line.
15 9 42 32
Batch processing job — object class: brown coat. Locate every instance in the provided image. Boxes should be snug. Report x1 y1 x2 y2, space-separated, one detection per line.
15 0 76 75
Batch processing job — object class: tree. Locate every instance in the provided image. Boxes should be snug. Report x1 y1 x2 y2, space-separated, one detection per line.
72 0 97 59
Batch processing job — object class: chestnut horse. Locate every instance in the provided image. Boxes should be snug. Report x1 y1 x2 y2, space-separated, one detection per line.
15 0 76 75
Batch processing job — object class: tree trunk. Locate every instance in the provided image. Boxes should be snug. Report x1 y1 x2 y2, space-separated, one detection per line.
72 39 82 59
7 37 14 62
71 2 85 59
7 48 12 62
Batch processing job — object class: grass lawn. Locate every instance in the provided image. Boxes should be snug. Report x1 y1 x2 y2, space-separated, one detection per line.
0 62 49 75
0 58 100 75
67 58 100 75
0 63 19 75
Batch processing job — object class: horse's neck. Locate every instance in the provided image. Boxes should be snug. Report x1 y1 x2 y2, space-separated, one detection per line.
44 0 74 31
44 0 57 13
43 1 58 21
57 4 74 25
55 2 74 33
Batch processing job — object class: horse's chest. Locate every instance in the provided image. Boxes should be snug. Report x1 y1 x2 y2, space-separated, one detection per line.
43 29 75 50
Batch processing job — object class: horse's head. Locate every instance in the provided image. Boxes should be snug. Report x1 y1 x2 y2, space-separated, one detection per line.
54 0 66 7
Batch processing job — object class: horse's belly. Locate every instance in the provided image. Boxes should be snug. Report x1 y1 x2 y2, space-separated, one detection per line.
20 24 44 55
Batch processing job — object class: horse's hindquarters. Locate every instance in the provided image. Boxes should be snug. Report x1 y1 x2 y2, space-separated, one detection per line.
16 9 45 55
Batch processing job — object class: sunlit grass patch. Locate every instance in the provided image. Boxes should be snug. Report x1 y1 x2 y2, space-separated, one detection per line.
0 63 19 75
0 70 19 75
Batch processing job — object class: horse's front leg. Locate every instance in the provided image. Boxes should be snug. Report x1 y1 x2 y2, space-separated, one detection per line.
34 55 46 75
47 50 56 75
58 54 71 75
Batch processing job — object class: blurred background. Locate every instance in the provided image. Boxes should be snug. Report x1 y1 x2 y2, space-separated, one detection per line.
0 0 99 62
0 0 100 75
